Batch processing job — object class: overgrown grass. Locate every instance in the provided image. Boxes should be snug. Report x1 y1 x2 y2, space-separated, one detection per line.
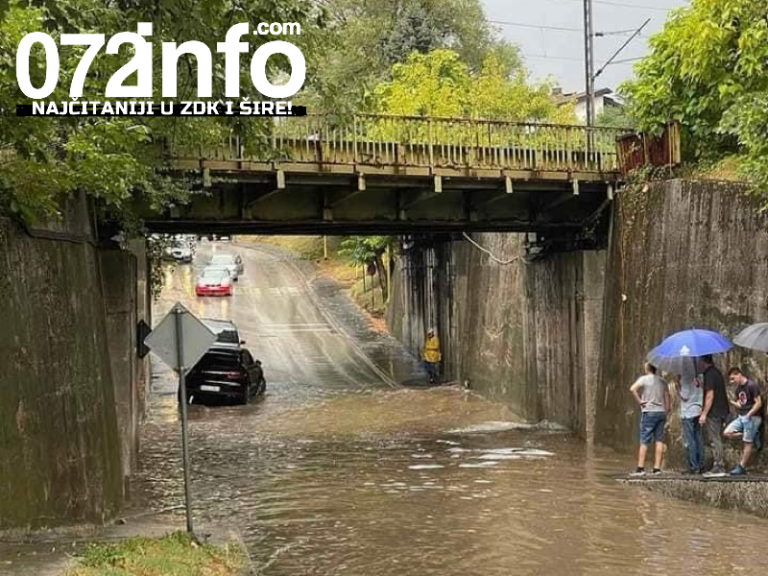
237 235 327 260
65 532 242 576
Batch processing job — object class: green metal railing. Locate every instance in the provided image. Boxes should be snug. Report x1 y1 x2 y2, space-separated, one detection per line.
180 114 633 174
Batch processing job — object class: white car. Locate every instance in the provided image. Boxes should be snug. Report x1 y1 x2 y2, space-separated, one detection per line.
171 246 193 262
209 253 243 280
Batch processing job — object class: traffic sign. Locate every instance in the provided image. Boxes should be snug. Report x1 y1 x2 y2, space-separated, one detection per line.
142 301 217 536
144 302 217 371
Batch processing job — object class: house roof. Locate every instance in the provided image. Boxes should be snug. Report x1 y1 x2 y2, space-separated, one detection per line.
554 88 622 107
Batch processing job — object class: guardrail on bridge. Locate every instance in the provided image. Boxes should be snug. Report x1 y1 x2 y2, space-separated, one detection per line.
174 114 634 176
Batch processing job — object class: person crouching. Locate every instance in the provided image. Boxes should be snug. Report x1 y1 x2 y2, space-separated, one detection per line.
723 367 763 476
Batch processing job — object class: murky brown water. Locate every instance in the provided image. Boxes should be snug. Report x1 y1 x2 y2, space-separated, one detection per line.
137 242 768 575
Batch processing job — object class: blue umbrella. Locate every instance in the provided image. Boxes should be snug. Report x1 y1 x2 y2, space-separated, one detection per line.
649 328 732 364
646 350 698 375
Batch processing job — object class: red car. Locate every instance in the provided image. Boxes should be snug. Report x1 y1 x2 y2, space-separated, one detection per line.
195 267 233 297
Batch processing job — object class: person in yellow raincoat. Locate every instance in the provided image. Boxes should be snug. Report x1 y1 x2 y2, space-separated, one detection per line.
422 328 442 384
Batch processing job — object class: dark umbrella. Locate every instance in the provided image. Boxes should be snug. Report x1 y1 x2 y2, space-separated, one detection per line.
734 323 768 352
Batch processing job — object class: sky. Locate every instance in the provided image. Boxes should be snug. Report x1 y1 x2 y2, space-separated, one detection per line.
481 0 690 94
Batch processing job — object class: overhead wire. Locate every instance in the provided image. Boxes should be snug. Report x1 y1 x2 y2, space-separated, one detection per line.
490 19 651 39
462 233 530 266
546 0 677 11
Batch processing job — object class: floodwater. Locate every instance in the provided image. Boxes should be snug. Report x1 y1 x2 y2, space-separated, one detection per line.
137 240 768 576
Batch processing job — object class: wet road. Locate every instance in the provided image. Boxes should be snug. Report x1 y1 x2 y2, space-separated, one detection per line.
138 241 768 576
151 241 418 409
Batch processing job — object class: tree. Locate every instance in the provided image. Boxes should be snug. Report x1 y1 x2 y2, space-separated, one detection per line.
372 49 572 122
622 0 768 161
301 0 521 116
595 105 634 129
339 235 390 297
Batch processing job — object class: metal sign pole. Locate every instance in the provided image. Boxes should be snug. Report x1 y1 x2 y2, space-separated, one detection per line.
174 307 194 535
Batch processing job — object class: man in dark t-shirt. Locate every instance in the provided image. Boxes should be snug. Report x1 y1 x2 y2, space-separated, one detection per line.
724 367 763 476
698 355 729 476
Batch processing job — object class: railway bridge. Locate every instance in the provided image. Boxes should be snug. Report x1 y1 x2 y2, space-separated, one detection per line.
147 114 632 247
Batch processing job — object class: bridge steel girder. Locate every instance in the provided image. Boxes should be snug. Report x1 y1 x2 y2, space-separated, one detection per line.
150 157 620 236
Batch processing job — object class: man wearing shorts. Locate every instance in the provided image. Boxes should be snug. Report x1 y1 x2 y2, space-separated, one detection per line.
724 367 763 476
629 363 670 476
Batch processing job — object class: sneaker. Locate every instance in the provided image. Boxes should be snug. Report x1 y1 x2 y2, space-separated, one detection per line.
651 468 663 476
628 467 646 478
681 469 701 476
703 466 727 478
730 465 747 476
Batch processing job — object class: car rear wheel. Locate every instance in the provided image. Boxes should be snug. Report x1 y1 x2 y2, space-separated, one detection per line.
177 388 192 405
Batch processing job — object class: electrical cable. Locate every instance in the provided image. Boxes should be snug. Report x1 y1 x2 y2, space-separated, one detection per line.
490 19 650 39
462 233 530 266
489 20 583 33
548 0 676 11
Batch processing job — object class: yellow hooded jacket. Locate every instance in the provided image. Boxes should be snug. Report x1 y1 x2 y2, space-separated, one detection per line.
422 334 442 363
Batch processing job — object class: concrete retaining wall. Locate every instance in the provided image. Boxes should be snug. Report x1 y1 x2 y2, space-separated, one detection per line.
596 179 768 453
388 179 768 452
99 249 141 487
0 205 149 529
387 236 606 435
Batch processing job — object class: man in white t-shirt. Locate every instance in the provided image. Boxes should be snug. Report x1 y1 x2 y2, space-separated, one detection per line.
629 363 670 476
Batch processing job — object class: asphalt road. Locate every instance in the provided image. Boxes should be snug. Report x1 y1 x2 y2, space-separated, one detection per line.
152 240 396 409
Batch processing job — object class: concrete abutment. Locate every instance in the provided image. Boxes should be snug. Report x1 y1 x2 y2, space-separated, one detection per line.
388 179 768 460
0 197 150 530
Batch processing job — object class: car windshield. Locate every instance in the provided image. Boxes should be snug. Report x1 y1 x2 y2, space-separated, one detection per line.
201 268 228 279
211 255 234 265
202 319 239 344
196 350 240 371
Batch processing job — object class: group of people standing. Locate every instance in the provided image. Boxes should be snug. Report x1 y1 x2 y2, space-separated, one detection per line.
630 355 763 477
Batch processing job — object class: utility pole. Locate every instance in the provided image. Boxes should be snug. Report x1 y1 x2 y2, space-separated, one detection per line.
583 0 596 128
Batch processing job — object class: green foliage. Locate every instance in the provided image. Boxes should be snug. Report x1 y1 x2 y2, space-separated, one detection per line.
0 0 323 224
621 0 768 195
302 0 521 115
622 0 768 158
595 105 634 129
339 235 389 265
372 49 573 122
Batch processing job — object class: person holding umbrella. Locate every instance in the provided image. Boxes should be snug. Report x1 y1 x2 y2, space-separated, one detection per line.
698 355 730 477
671 358 704 474
647 329 733 476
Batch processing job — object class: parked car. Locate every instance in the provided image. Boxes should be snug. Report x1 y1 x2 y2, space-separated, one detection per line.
202 318 243 346
171 245 193 262
195 267 232 296
183 344 266 405
209 253 243 280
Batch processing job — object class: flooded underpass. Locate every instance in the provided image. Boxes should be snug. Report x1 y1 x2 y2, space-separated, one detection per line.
136 241 768 576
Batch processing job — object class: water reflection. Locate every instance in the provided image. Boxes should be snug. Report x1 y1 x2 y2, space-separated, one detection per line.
141 244 767 575
136 388 768 576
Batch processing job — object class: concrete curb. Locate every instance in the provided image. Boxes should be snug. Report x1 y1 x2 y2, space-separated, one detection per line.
621 477 768 519
0 515 253 576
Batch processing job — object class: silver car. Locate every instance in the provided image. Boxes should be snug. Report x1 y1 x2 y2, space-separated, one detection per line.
209 253 243 280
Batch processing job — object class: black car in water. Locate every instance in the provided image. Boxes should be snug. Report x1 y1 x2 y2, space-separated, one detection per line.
184 344 266 405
